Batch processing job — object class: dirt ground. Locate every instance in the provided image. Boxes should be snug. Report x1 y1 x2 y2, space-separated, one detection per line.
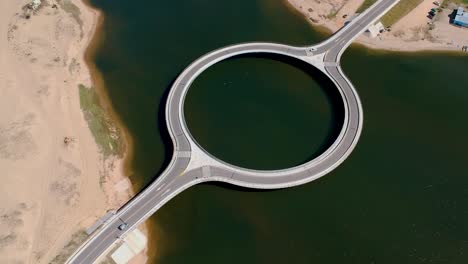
0 0 145 263
1 0 465 263
287 0 468 51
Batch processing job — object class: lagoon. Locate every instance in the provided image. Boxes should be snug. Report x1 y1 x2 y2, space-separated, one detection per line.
90 0 468 263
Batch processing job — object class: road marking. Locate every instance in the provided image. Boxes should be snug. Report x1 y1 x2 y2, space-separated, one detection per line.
70 0 398 262
202 166 211 178
76 229 115 264
156 183 165 192
124 179 182 224
177 151 191 158
162 188 171 196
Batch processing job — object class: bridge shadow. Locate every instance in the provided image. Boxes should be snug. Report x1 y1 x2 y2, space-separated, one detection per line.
118 52 345 212
202 181 281 193
161 53 345 172
116 77 178 212
155 77 177 175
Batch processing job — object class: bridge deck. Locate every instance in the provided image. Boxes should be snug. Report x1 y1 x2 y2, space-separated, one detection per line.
67 0 401 262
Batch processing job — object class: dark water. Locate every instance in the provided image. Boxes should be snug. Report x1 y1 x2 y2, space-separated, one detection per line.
90 0 324 185
185 54 344 170
90 0 468 263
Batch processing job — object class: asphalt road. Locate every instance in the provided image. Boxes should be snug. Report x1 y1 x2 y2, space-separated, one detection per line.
67 0 399 262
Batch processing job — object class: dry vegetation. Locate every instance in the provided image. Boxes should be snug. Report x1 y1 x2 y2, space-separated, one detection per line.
49 231 88 264
56 0 83 37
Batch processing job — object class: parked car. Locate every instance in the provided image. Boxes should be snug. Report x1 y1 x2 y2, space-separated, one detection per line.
433 1 440 6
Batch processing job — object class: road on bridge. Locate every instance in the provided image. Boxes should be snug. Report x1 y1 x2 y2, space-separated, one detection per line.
67 0 400 262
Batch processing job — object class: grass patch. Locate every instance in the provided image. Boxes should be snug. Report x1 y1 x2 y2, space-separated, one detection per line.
381 0 424 26
356 0 378 13
442 0 468 6
50 230 88 264
79 84 123 158
356 0 428 27
56 0 83 37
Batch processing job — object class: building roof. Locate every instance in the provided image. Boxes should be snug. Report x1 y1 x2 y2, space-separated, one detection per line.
455 16 468 25
455 7 468 25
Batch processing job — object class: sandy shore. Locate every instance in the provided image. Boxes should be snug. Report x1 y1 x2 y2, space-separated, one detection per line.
287 0 468 52
0 0 146 263
0 0 462 263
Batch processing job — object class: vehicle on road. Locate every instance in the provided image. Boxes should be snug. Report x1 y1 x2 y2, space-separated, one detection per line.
118 223 128 231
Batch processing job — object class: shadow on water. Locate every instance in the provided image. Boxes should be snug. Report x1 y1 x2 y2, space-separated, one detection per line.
202 181 281 193
121 52 345 208
161 52 345 173
155 77 177 176
118 77 179 210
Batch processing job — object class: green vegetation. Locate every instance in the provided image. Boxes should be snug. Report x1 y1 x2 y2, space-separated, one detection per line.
356 0 378 13
49 230 88 264
442 0 468 7
381 0 424 26
79 84 123 158
356 0 428 27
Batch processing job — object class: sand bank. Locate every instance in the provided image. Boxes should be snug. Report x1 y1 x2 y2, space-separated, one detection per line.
287 0 468 52
0 0 146 263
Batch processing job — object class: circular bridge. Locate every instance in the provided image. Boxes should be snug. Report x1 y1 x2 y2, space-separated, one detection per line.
67 0 405 261
166 42 363 189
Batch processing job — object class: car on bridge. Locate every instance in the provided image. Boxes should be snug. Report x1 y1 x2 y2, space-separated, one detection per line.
118 223 128 231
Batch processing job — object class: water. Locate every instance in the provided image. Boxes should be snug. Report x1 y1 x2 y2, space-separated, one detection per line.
90 0 324 186
89 0 468 262
185 54 343 170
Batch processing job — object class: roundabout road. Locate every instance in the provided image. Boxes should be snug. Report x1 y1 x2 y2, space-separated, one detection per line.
67 0 401 262
166 42 362 189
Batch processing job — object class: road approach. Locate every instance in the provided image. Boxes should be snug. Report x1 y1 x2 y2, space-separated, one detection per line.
67 0 400 262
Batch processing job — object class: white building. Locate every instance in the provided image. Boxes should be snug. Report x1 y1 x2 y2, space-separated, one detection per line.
366 22 385 38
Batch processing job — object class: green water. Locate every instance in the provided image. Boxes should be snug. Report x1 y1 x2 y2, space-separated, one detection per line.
89 0 468 263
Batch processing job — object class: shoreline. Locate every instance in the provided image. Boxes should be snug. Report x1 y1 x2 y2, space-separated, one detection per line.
0 0 148 263
81 0 136 180
72 0 465 263
285 0 468 53
79 0 151 263
80 0 462 263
